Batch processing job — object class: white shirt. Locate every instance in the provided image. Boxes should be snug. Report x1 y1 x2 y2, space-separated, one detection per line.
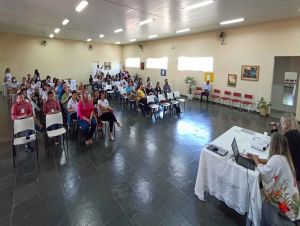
67 98 78 112
4 73 11 83
257 155 300 221
98 99 109 114
42 90 48 102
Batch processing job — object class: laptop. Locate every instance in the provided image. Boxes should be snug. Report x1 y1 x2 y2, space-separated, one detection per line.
231 138 255 170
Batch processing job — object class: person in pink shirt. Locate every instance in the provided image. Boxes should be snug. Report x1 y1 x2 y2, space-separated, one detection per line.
11 92 33 120
43 91 61 115
77 90 97 145
11 92 34 151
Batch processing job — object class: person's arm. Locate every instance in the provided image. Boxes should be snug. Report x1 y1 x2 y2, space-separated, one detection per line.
77 101 90 124
67 101 74 113
11 105 17 120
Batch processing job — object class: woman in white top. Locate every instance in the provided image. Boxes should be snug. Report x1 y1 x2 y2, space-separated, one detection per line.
67 90 78 127
4 68 12 88
251 133 300 226
98 91 122 140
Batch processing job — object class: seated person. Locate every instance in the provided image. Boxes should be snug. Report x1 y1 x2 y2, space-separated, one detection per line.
145 82 155 96
98 91 122 141
60 84 71 112
163 79 171 96
126 81 137 102
155 82 163 95
137 83 150 115
270 113 300 183
77 90 97 145
250 133 300 226
11 92 34 152
92 89 100 105
201 81 211 102
67 90 78 128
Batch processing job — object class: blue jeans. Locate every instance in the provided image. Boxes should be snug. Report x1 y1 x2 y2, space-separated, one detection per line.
67 112 77 125
78 117 97 140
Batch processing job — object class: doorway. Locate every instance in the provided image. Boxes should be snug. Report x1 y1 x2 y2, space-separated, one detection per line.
271 57 300 118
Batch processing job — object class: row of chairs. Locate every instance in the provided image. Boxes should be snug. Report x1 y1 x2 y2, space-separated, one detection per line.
209 89 254 112
12 113 68 168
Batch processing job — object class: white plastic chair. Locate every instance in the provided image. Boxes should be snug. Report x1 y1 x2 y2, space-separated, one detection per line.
147 95 159 112
167 92 179 113
12 117 38 168
158 94 170 115
173 91 186 110
45 112 68 158
120 88 128 106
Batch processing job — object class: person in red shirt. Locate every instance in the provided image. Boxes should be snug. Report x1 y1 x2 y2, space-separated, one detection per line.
43 91 61 115
77 90 97 145
11 92 33 120
11 92 34 151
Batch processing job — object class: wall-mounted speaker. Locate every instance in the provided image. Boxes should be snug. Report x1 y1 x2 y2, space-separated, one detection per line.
216 31 227 45
41 40 47 46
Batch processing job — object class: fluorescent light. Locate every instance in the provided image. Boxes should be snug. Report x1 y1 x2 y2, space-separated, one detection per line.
176 28 191 33
75 1 88 12
99 34 104 38
86 38 92 42
115 42 121 44
114 28 123 33
183 0 214 11
129 39 136 42
54 28 60 33
148 34 158 39
62 19 70 26
49 34 54 38
220 18 245 25
139 18 154 26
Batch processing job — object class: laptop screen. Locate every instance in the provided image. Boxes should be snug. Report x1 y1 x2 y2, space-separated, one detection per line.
231 138 239 161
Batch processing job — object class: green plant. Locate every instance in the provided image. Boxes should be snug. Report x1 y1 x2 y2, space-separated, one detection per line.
184 76 196 94
257 97 271 116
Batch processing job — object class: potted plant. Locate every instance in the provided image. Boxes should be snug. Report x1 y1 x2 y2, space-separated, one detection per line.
257 97 271 117
184 76 196 100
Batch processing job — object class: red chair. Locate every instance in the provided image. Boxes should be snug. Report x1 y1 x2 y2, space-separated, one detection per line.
210 89 221 104
241 94 254 112
194 87 202 101
231 92 242 110
220 91 231 107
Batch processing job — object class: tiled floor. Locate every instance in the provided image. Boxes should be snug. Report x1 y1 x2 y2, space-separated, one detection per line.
0 96 275 226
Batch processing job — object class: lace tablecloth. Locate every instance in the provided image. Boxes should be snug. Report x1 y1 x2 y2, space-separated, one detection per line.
195 126 269 226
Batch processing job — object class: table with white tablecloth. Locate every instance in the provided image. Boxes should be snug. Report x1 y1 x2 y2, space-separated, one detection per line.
194 126 270 226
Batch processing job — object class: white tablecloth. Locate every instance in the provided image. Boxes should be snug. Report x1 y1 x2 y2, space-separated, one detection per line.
194 126 270 226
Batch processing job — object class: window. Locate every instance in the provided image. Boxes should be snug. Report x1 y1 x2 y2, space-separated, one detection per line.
125 58 140 68
146 57 168 69
177 57 214 72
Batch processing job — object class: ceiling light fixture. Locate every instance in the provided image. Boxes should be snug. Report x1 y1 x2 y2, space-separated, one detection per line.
176 28 191 33
99 34 104 38
220 18 245 25
54 28 60 33
114 28 123 33
183 0 214 11
148 34 158 39
86 38 92 42
75 1 88 12
139 18 154 26
49 34 54 38
129 39 136 42
115 42 121 44
62 19 70 26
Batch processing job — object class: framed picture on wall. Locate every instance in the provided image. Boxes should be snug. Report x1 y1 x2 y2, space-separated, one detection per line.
161 69 167 76
140 62 144 70
104 62 111 70
241 65 260 81
227 74 237 87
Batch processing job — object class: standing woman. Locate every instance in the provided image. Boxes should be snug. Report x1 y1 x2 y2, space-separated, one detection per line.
251 133 300 226
98 91 122 141
77 90 97 145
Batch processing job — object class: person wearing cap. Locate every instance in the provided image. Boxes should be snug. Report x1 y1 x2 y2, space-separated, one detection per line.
67 90 78 128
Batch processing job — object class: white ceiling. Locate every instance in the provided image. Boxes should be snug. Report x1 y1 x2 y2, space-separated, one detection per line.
0 0 300 45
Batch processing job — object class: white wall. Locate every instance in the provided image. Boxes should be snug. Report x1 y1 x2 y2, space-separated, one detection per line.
122 18 300 120
0 32 122 83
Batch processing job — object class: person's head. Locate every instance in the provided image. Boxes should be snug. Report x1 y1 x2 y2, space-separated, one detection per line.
12 77 16 83
27 74 31 79
46 75 51 81
16 92 25 103
100 90 105 100
138 83 144 90
146 82 151 88
5 68 10 74
82 90 89 101
34 69 39 75
93 90 99 98
48 90 55 101
269 132 295 175
22 77 26 82
206 80 210 85
128 80 133 86
63 82 68 91
71 90 77 100
147 77 150 82
97 65 99 68
156 82 160 88
165 79 168 85
280 113 299 134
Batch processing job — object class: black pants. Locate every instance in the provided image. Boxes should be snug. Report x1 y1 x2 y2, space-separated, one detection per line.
200 90 209 102
139 99 150 113
99 112 117 132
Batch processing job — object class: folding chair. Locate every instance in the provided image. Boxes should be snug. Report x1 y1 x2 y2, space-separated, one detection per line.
220 90 232 107
173 91 186 111
210 89 221 104
12 117 38 168
167 92 179 114
194 87 202 101
147 95 159 117
158 94 170 115
241 94 254 113
119 88 128 107
231 92 242 110
104 85 114 99
45 112 68 158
